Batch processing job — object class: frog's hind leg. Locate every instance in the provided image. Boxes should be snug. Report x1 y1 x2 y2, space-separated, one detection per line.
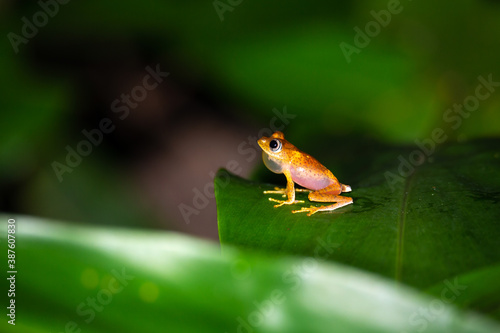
292 196 353 216
292 183 353 216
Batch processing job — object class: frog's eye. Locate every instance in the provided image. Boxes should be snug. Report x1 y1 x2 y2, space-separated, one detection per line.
269 139 282 152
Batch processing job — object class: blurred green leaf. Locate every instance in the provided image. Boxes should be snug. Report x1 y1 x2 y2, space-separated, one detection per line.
16 0 499 142
2 215 500 332
22 156 157 229
215 138 500 318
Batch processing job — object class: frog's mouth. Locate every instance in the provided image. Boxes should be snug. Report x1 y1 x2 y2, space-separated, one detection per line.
257 137 269 151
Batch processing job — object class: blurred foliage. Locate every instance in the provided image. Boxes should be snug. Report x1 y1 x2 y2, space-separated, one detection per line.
3 0 499 140
2 215 500 333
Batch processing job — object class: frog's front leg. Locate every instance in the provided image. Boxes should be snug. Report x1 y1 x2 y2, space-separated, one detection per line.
266 171 304 207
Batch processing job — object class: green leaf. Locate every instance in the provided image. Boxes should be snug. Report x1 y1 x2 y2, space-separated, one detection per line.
2 215 500 332
215 138 500 319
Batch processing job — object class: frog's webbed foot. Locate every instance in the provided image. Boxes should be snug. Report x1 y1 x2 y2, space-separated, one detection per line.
268 198 304 208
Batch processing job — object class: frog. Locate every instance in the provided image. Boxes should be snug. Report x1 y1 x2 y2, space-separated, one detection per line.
258 131 353 216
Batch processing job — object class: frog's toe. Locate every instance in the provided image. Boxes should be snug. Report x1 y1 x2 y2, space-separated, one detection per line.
269 198 285 207
292 206 319 216
263 187 287 194
269 198 304 208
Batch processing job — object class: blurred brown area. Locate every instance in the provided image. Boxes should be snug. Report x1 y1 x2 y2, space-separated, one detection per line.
5 35 266 239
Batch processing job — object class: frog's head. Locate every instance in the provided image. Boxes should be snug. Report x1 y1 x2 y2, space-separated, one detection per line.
258 131 288 174
258 131 286 156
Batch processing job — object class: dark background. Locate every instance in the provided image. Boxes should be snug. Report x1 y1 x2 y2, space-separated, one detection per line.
1 0 500 240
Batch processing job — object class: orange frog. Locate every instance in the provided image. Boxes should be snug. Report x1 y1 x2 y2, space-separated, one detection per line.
258 131 353 216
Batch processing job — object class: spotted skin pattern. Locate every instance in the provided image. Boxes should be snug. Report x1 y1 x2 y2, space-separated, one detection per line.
258 131 353 216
